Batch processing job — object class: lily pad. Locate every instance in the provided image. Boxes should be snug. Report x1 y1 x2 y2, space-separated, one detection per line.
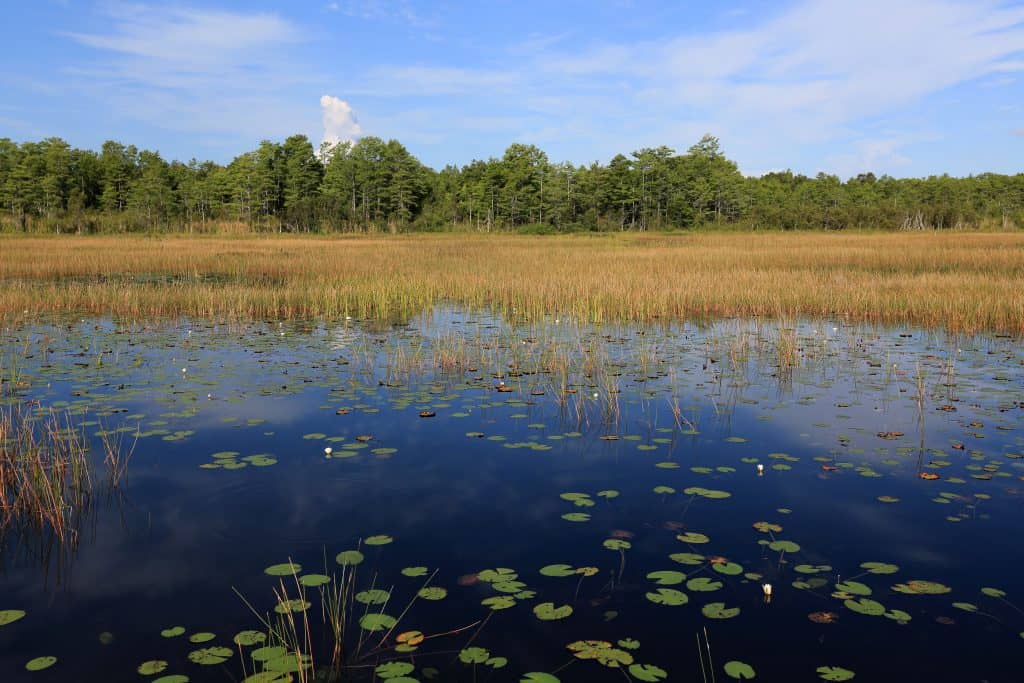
702 602 740 619
359 613 398 631
646 588 689 606
724 660 757 680
817 666 856 681
25 656 57 671
335 550 365 566
401 566 428 577
188 646 233 665
264 563 300 576
540 564 577 578
628 664 668 681
687 577 723 592
376 661 415 679
459 647 490 664
0 610 26 627
844 598 885 616
233 631 266 647
647 570 686 585
418 587 448 601
533 602 573 620
138 660 169 675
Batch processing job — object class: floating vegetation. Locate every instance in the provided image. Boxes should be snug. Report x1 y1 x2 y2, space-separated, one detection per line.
2 310 1024 680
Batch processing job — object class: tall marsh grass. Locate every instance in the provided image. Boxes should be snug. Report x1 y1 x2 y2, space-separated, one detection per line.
0 408 92 541
1 232 1022 333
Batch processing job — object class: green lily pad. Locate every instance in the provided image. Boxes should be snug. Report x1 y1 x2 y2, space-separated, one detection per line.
359 613 398 631
981 587 1006 598
892 580 951 595
670 552 705 565
712 562 744 576
521 674 560 683
676 532 710 544
274 599 311 614
768 540 800 553
138 660 168 675
233 631 266 646
817 666 855 681
335 550 365 566
628 664 668 681
540 564 577 578
401 566 428 577
459 647 490 664
687 577 723 592
188 632 216 643
562 512 591 522
844 598 885 616
188 647 233 665
603 539 631 551
835 581 872 596
355 589 391 605
25 656 57 671
859 562 899 575
418 587 447 601
884 609 912 624
702 602 740 619
299 574 331 587
724 660 757 679
533 602 573 620
478 568 517 582
364 535 393 545
481 596 516 610
160 626 185 638
646 588 689 606
647 570 686 585
0 610 26 627
376 661 415 679
264 563 300 576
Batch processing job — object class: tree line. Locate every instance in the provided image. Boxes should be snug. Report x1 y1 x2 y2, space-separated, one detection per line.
1 134 1021 233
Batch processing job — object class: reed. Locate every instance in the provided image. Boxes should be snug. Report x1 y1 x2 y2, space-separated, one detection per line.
0 408 92 541
1 232 1022 334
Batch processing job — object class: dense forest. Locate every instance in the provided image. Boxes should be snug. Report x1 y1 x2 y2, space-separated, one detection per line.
1 134 1021 233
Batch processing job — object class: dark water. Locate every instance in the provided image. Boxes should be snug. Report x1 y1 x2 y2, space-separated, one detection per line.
1 310 1023 682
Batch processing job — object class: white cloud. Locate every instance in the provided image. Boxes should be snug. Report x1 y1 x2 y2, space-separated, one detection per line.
353 0 1024 172
320 95 363 147
66 6 300 63
826 138 914 179
62 4 316 148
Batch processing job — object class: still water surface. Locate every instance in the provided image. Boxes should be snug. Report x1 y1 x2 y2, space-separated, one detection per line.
1 310 1023 682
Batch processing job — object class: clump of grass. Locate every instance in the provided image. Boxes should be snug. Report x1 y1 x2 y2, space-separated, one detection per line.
0 408 92 542
1 232 1023 333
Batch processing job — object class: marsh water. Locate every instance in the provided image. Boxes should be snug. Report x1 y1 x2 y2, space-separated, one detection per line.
2 309 1023 682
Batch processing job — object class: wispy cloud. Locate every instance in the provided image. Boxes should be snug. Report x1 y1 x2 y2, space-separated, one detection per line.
353 0 1024 173
63 4 319 146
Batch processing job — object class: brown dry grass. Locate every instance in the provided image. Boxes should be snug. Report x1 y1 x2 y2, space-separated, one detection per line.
1 232 1022 333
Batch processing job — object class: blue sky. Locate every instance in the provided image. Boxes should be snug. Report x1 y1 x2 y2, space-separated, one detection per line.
2 0 1023 177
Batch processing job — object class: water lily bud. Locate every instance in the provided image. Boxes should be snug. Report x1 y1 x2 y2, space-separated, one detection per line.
324 447 333 455
757 463 764 475
762 583 772 597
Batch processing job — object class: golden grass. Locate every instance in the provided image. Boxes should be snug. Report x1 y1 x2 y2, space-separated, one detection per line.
1 232 1022 334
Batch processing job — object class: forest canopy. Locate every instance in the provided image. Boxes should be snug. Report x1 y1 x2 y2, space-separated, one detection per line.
1 134 1021 234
